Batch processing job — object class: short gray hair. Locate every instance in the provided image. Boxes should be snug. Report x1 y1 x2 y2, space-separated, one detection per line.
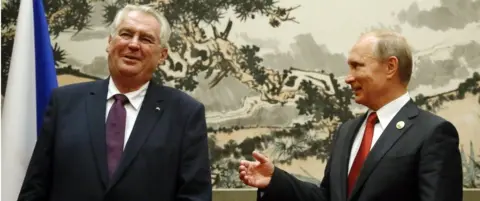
363 30 413 84
109 4 171 47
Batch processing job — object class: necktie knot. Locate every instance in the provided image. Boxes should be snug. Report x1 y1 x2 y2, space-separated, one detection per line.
367 112 378 125
113 94 129 105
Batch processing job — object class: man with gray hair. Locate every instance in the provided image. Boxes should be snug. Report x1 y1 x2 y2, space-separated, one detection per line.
239 30 463 201
18 4 212 201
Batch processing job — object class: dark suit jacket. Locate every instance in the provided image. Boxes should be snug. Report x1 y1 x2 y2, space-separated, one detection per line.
18 79 212 201
259 100 463 201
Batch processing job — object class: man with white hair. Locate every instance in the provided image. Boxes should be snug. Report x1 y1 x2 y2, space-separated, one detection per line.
18 4 212 201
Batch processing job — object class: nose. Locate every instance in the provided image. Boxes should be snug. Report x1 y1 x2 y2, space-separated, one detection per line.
345 74 355 84
127 36 140 50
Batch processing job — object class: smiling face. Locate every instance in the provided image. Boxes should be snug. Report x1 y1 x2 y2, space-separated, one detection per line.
345 36 390 110
107 10 168 85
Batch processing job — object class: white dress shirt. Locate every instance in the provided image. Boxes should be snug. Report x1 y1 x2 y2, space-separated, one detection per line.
347 92 411 174
105 78 149 149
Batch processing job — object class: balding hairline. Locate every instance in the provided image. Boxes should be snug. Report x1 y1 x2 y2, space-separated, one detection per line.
361 30 413 85
109 4 171 48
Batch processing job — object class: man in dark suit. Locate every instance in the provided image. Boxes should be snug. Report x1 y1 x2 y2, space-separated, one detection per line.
238 30 463 201
18 4 211 201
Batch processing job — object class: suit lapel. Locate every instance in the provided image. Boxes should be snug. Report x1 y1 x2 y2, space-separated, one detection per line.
86 79 110 187
107 81 166 189
337 115 366 201
348 100 419 200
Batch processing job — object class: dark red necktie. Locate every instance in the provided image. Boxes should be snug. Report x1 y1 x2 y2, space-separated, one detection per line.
348 112 378 197
106 94 128 177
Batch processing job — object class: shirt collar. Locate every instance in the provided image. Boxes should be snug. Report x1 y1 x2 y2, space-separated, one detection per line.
106 77 149 110
369 92 411 129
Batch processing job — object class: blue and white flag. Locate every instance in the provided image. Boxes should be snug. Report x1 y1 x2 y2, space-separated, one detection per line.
1 0 58 200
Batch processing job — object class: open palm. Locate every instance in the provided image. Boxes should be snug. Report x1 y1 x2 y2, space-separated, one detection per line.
239 151 274 188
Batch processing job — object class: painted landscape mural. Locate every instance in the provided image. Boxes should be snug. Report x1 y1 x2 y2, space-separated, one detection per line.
2 0 479 189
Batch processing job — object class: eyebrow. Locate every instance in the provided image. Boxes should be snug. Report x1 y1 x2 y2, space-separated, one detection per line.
347 59 358 65
119 27 144 33
119 28 156 40
141 33 156 40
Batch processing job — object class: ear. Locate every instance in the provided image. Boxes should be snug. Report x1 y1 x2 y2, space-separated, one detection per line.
385 56 399 80
157 48 168 64
106 35 112 53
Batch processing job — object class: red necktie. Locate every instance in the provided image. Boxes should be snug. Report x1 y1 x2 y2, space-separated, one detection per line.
348 112 378 197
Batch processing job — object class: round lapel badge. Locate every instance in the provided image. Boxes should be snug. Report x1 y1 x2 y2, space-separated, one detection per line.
396 121 405 129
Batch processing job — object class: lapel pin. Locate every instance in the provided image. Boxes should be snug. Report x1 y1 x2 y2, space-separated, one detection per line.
396 121 405 129
155 107 161 112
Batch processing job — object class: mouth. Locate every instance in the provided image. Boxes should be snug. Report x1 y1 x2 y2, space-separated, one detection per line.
352 86 362 94
123 55 141 61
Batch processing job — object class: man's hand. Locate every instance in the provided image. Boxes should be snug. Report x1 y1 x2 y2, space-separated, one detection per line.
238 151 275 188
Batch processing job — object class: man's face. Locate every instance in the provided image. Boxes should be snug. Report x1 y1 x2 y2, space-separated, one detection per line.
107 10 167 81
345 36 388 108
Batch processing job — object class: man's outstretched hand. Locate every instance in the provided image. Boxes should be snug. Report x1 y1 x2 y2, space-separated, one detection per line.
238 151 275 188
